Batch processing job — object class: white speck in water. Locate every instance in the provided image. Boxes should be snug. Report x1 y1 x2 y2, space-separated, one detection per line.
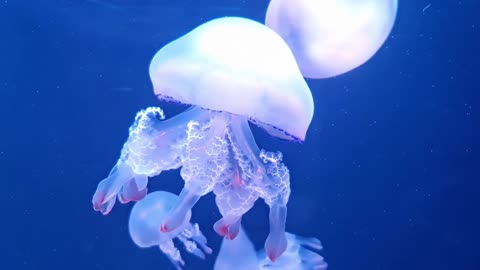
422 3 432 14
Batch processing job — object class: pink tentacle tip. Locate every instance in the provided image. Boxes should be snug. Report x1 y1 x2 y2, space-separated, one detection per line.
226 225 240 240
265 238 287 262
160 224 169 233
217 225 229 237
267 252 277 262
92 191 105 205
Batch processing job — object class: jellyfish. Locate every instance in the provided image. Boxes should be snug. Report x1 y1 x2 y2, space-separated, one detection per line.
265 0 398 79
129 191 212 270
92 16 314 261
214 226 328 270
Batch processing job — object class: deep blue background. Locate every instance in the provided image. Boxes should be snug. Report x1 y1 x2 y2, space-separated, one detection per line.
1 1 478 269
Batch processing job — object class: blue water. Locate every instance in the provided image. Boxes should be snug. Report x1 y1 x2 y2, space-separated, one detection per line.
2 1 478 269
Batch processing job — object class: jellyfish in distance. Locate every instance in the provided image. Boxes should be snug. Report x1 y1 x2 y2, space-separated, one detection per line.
265 0 398 79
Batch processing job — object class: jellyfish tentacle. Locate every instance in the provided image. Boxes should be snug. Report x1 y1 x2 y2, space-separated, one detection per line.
93 107 215 215
214 115 291 260
257 232 328 270
161 188 201 232
213 216 242 240
225 217 241 240
177 234 205 259
212 161 259 239
183 223 213 255
118 176 148 204
265 203 288 262
164 110 230 232
92 161 135 215
292 234 324 252
229 116 291 261
211 117 262 238
134 174 148 191
227 117 264 181
256 149 291 261
159 239 185 270
93 107 199 215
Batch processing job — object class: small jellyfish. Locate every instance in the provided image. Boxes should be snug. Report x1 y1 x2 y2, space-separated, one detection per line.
214 226 328 270
265 0 398 78
92 16 314 261
129 191 212 270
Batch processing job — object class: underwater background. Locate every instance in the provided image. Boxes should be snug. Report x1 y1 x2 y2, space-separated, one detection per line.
1 0 478 269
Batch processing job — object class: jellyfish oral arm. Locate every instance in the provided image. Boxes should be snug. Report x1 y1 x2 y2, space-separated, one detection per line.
265 203 288 262
92 161 141 215
228 116 265 178
182 223 213 255
92 107 209 215
158 222 212 270
159 240 185 270
161 188 201 232
213 215 242 240
161 111 231 232
219 116 291 260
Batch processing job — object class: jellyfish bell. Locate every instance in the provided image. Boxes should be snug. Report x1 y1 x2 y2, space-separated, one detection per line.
265 0 398 79
149 16 314 142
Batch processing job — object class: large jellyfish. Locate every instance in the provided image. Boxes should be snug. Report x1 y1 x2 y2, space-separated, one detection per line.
129 191 212 270
214 226 328 270
265 0 398 78
92 17 314 261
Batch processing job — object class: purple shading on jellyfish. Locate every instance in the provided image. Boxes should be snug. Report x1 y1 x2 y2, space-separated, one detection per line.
265 0 398 79
129 191 212 270
92 17 314 261
214 226 327 270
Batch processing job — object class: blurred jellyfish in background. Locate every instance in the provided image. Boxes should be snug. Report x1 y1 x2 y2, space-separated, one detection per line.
92 17 314 261
129 191 212 270
215 226 327 270
265 0 398 78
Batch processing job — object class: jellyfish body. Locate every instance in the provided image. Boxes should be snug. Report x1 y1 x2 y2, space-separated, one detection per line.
149 17 314 261
93 16 314 261
215 226 328 270
129 191 212 270
265 0 398 78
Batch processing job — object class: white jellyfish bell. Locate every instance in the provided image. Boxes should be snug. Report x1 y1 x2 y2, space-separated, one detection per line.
150 16 313 141
265 0 399 79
